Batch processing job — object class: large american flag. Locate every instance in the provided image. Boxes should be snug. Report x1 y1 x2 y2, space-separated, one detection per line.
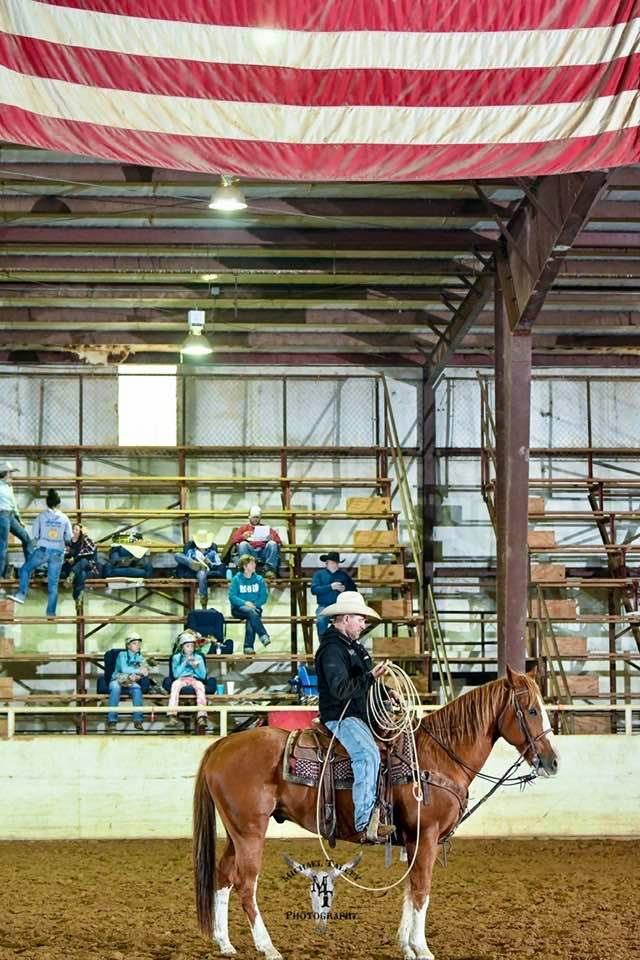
0 0 638 180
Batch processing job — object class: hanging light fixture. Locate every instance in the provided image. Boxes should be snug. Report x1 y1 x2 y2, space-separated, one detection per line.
181 309 213 356
208 174 248 212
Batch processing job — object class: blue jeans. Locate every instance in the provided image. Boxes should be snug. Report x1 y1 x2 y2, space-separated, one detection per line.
236 540 280 574
175 554 226 598
316 606 330 640
0 511 33 578
231 603 267 651
325 717 380 832
61 557 101 600
16 546 64 616
108 679 143 723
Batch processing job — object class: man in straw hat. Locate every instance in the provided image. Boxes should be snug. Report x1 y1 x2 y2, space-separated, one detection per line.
315 591 395 844
0 460 33 587
175 529 226 609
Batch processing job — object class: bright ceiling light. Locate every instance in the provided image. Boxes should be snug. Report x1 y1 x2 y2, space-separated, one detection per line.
208 174 248 212
181 308 213 356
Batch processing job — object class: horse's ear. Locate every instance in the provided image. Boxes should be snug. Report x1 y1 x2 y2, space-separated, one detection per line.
505 664 517 687
526 664 538 681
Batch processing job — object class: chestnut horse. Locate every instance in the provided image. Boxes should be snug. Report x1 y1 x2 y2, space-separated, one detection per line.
193 667 559 960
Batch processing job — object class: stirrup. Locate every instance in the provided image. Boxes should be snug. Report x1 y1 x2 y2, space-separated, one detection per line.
363 807 396 844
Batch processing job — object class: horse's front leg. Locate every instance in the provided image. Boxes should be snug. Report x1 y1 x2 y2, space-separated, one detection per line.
398 830 439 960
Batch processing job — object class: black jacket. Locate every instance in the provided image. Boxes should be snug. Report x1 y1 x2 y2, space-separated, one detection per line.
315 624 374 723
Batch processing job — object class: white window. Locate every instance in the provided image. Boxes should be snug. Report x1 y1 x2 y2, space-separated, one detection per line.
118 365 177 446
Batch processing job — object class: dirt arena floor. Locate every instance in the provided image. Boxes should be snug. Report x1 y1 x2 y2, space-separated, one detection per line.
0 838 638 960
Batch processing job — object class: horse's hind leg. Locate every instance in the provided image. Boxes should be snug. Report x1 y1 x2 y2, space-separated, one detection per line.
214 838 237 955
232 824 282 960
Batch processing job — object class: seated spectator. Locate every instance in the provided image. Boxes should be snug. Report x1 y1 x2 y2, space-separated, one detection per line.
229 554 270 655
9 489 72 617
167 633 210 732
229 505 281 579
311 552 357 640
175 529 226 608
107 633 150 731
61 523 104 609
103 530 152 579
0 460 33 585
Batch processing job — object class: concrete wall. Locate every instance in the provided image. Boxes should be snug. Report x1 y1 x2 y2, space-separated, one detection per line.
1 735 638 840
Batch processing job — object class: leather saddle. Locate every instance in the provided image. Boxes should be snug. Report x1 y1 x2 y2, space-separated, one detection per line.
283 720 417 846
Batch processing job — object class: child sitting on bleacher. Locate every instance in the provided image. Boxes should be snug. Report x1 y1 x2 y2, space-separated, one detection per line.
167 632 209 732
108 633 150 731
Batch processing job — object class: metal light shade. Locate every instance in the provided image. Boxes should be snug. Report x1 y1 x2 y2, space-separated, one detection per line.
208 175 248 211
181 331 213 356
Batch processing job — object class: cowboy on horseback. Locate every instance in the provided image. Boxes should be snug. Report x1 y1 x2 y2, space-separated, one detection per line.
314 590 396 844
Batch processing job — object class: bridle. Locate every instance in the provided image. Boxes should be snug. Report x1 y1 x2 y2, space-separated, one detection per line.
422 683 554 840
422 683 554 791
497 686 554 775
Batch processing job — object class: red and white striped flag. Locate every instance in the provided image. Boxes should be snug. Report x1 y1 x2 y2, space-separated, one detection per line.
0 1 639 180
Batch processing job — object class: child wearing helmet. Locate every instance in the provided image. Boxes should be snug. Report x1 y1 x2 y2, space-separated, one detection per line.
167 632 209 732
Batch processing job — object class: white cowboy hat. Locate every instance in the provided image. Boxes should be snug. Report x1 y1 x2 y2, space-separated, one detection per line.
178 631 198 647
125 633 143 645
0 460 19 473
320 591 381 620
249 505 262 518
193 528 213 549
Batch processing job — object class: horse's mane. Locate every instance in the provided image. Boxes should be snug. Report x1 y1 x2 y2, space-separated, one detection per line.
422 674 539 743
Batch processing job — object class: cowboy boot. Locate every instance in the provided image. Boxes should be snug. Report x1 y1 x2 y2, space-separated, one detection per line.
362 807 395 844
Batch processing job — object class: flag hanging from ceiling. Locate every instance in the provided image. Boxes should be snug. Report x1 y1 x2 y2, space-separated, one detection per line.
0 0 639 180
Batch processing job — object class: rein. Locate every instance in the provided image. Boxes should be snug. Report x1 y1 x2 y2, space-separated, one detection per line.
422 686 549 838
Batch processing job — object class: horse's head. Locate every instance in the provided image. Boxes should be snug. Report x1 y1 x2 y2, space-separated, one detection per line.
500 666 559 778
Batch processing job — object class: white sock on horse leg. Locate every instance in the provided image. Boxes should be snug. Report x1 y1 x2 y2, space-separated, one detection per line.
409 895 433 960
250 878 282 960
213 886 236 955
398 882 416 959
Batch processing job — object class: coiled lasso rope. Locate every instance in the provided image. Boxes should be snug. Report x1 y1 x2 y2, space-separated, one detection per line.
315 661 426 892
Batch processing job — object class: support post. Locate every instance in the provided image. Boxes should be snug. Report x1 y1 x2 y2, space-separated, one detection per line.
420 373 437 586
495 275 532 675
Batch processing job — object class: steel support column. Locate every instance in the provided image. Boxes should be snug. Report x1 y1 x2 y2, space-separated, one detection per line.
495 277 532 675
420 372 437 585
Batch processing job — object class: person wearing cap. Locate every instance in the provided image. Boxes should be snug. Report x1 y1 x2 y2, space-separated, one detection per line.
229 505 282 580
228 554 270 654
315 591 395 844
108 633 149 731
9 489 72 617
167 633 209 732
174 529 226 608
311 552 357 640
0 460 33 585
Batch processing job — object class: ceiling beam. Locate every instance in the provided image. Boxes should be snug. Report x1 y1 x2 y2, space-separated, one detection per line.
0 196 513 220
425 264 494 385
0 226 497 251
499 172 610 331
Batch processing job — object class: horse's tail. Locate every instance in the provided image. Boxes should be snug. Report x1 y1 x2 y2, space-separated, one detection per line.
193 746 218 937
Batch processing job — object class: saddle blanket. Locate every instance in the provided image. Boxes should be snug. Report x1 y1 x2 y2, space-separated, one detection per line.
283 726 416 791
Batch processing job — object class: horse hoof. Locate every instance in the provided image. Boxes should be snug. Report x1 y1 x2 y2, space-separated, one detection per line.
220 950 237 957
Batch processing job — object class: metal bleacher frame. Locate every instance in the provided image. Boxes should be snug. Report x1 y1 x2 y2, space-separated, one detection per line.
0 371 430 734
